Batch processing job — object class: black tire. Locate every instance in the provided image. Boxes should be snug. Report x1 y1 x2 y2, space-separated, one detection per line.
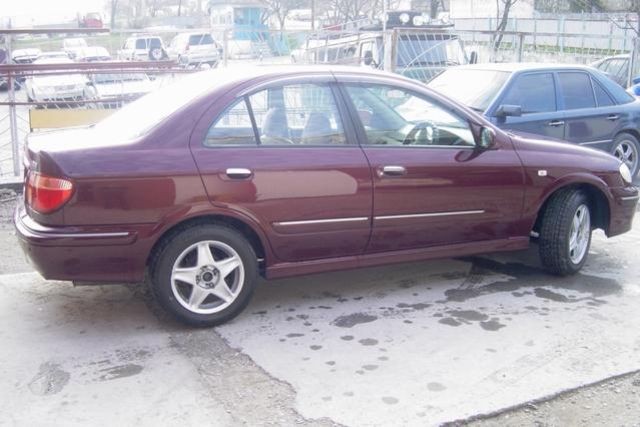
611 132 639 178
150 224 258 327
149 47 164 61
538 189 592 276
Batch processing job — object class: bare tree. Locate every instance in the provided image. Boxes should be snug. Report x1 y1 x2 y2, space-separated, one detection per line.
493 0 518 51
110 0 120 28
261 0 305 30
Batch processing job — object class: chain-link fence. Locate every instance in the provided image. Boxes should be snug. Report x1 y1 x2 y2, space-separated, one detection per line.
1 24 637 179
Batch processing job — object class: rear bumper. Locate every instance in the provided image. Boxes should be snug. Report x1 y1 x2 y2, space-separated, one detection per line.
607 186 639 237
14 204 152 283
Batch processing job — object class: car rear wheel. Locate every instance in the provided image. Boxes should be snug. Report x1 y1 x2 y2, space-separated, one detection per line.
538 189 592 276
150 224 258 326
149 47 164 61
611 132 639 178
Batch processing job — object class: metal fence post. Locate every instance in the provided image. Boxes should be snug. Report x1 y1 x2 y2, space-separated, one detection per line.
628 37 640 88
516 33 524 62
223 28 229 68
6 31 20 176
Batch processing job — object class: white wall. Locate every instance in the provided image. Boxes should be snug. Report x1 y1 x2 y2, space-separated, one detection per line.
450 0 535 19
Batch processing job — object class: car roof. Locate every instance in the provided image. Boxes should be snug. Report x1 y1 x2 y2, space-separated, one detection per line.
448 62 597 73
201 64 401 86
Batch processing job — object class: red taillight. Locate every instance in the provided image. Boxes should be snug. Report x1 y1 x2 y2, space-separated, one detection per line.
26 171 74 214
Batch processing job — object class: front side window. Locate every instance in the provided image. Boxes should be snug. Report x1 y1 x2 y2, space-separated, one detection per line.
501 73 556 114
558 72 596 110
345 84 475 147
204 98 257 146
248 83 347 145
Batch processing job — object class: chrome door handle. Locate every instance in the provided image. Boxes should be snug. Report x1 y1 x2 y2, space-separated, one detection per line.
380 165 407 176
225 168 252 179
547 120 565 127
607 114 620 121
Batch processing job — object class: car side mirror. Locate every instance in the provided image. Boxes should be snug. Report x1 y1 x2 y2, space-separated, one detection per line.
478 127 496 149
632 75 640 85
363 50 373 66
495 104 522 118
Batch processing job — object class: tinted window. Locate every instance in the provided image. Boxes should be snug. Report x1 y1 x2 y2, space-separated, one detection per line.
593 79 615 107
189 34 214 45
558 72 596 110
248 84 346 145
502 73 556 114
135 39 147 49
205 98 256 146
149 38 162 48
345 84 475 147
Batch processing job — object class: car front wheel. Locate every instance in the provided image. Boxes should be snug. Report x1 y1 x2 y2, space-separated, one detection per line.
538 189 592 276
611 132 639 178
150 224 258 326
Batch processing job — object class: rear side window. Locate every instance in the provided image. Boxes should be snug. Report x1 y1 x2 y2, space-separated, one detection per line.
248 83 347 146
149 38 162 48
501 73 556 114
205 98 257 146
189 34 214 45
593 79 615 107
135 39 147 49
558 72 596 110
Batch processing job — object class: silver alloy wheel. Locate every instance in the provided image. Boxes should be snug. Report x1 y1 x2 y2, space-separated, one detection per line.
568 204 591 264
170 240 244 315
614 139 638 175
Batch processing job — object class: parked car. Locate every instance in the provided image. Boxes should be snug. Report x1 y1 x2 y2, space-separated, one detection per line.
37 51 71 61
117 35 167 61
591 54 629 88
24 57 88 105
167 32 222 67
76 46 111 62
12 48 41 64
84 72 152 108
62 37 88 59
15 66 638 326
428 63 640 178
0 48 8 90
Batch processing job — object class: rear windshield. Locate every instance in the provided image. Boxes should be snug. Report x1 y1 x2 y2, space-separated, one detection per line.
428 68 511 112
93 72 214 140
135 38 162 49
189 34 214 45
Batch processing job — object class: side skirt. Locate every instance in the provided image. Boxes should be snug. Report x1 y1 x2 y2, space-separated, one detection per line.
265 237 530 279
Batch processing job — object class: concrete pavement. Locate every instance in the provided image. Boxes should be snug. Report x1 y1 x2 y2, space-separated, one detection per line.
0 199 638 426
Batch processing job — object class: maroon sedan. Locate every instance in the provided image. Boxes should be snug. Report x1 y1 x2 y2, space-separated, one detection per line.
15 66 638 326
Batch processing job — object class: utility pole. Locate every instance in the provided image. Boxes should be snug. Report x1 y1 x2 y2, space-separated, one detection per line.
311 0 315 30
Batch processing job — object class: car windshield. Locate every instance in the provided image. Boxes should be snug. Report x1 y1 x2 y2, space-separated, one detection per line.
428 69 512 111
93 72 212 139
189 34 214 45
396 36 467 68
93 73 147 83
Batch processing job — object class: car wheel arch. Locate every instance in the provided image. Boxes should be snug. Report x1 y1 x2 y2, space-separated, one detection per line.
146 213 270 277
531 181 610 237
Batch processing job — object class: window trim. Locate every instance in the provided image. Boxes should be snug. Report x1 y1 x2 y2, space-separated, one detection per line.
336 82 478 149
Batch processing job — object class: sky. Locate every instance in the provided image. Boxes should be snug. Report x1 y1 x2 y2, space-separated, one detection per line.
2 0 106 26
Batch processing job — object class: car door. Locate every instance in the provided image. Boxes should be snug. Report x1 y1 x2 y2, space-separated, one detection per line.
489 71 565 140
338 80 525 253
190 77 373 262
557 71 621 151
